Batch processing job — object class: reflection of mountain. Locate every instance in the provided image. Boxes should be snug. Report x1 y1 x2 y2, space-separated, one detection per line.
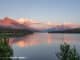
9 33 80 47
9 33 52 47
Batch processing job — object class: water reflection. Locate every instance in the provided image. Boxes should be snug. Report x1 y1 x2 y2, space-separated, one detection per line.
8 33 80 60
9 33 49 47
64 34 80 44
0 37 13 60
9 33 80 47
48 34 53 44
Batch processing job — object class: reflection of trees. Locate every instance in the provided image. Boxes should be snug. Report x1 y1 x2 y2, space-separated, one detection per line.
0 37 13 60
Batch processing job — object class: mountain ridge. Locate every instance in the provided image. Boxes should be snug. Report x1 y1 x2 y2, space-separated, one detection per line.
0 17 80 33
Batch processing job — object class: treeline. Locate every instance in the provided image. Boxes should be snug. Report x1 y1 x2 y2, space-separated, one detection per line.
48 28 80 33
0 27 34 37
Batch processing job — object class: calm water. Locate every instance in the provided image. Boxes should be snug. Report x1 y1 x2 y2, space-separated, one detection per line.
9 33 80 60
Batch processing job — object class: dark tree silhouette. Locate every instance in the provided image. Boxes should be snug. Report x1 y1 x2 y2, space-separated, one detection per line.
56 43 80 60
0 37 13 60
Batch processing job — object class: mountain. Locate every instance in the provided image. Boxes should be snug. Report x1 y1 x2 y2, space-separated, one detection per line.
0 17 40 32
16 18 52 32
41 24 73 32
0 17 26 29
0 17 80 33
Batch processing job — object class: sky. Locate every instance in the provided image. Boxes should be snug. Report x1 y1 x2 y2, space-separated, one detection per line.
0 0 80 24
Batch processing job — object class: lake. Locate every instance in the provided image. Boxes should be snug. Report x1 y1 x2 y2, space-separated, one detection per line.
8 33 80 60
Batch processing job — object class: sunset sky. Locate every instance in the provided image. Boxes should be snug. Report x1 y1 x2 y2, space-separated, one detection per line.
0 0 80 24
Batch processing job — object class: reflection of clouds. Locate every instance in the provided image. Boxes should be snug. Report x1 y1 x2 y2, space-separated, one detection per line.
9 34 80 47
17 40 26 47
64 36 72 44
64 34 80 44
48 34 53 44
9 33 63 47
9 33 49 47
